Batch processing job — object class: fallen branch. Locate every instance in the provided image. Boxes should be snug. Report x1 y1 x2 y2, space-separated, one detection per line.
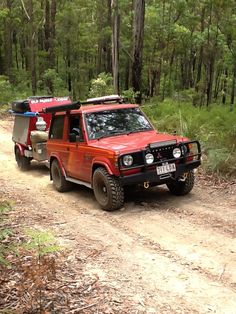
73 302 98 313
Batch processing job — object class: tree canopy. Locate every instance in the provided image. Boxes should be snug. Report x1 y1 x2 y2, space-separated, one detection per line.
0 0 236 106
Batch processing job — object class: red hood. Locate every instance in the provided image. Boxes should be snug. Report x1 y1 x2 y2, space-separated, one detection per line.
89 130 188 153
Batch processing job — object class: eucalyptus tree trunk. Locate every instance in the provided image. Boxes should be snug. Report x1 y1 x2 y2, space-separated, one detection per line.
45 0 56 69
230 61 236 111
111 0 120 94
28 0 37 95
132 0 145 104
106 0 112 74
50 0 56 68
196 6 205 96
4 0 13 82
97 0 112 74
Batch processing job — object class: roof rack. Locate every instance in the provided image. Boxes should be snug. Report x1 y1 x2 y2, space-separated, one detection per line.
40 95 123 114
42 101 80 114
28 95 52 100
82 95 123 105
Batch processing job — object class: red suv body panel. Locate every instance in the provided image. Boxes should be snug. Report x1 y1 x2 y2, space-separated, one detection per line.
47 103 201 187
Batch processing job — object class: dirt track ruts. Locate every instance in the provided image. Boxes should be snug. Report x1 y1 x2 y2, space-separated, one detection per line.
1 118 236 313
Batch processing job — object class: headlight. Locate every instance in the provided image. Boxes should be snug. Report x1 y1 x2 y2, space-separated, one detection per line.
173 147 181 158
145 153 154 164
123 155 133 166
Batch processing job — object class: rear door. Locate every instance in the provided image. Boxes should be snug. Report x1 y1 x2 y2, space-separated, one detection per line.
47 114 67 163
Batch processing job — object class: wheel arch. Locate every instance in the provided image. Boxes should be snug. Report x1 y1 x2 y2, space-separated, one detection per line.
49 156 66 180
92 162 113 183
14 143 25 156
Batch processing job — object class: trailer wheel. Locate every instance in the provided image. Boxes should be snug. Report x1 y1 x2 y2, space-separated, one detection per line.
15 148 30 171
51 159 73 192
93 167 124 211
167 170 195 196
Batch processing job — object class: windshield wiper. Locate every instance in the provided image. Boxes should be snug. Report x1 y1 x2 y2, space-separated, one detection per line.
96 128 152 139
97 130 129 140
127 128 152 135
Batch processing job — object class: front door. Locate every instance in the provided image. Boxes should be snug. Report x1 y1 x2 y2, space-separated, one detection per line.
63 114 87 181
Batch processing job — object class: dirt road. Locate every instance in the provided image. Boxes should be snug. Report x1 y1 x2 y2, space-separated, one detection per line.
1 118 236 313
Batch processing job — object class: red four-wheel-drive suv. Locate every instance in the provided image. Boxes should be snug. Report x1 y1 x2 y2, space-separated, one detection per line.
46 96 201 211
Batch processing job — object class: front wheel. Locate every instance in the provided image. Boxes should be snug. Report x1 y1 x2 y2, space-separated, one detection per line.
167 170 195 196
93 167 124 211
51 159 73 192
15 148 30 171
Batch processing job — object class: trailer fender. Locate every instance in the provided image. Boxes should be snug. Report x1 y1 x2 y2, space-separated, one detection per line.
14 143 25 156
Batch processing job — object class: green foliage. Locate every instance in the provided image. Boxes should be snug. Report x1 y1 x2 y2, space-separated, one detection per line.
0 76 13 105
88 72 114 98
143 99 236 177
39 69 69 96
0 201 12 265
0 200 11 216
122 88 138 103
24 229 60 257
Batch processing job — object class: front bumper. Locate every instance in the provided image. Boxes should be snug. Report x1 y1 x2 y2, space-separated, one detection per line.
119 160 201 186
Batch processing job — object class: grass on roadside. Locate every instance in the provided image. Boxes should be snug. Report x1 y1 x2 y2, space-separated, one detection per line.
143 99 236 178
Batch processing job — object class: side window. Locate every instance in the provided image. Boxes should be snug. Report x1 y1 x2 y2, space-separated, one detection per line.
50 116 65 139
69 115 84 142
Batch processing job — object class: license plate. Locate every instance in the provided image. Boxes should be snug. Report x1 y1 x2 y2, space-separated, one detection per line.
156 163 176 175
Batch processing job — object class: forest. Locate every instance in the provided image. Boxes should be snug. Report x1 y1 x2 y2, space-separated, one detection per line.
0 2 236 312
0 0 236 106
0 0 236 177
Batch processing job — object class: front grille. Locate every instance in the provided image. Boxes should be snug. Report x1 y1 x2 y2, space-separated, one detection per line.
150 145 176 162
130 151 143 167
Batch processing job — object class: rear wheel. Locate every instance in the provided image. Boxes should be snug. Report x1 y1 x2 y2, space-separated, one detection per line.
167 170 195 196
51 159 73 192
15 148 30 171
93 167 124 211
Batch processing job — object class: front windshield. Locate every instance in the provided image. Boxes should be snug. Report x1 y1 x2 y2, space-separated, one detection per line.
85 107 153 140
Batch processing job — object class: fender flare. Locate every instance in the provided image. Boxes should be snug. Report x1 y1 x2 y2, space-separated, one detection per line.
14 143 25 156
49 155 66 180
92 161 113 179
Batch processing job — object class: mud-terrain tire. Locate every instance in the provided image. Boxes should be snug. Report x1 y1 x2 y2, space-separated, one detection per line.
15 148 30 171
51 159 73 192
93 167 124 211
167 170 195 196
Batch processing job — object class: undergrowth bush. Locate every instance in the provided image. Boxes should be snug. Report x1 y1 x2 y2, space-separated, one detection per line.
0 200 13 265
0 198 61 312
88 72 114 98
143 98 236 177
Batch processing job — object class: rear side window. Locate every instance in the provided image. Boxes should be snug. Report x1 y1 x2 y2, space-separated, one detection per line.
50 116 65 139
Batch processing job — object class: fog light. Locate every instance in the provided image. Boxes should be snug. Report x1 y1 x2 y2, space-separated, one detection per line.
145 153 154 164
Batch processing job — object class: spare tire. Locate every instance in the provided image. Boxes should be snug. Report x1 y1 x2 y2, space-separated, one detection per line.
11 100 30 113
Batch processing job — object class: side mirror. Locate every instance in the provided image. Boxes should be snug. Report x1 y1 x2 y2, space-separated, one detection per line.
69 133 76 142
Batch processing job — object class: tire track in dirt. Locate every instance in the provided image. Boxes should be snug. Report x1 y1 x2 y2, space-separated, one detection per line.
96 210 236 290
1 119 236 313
0 178 199 313
122 188 236 238
1 173 236 313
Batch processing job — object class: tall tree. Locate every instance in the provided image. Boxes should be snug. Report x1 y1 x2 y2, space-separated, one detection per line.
3 0 13 82
132 0 145 103
111 0 120 94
